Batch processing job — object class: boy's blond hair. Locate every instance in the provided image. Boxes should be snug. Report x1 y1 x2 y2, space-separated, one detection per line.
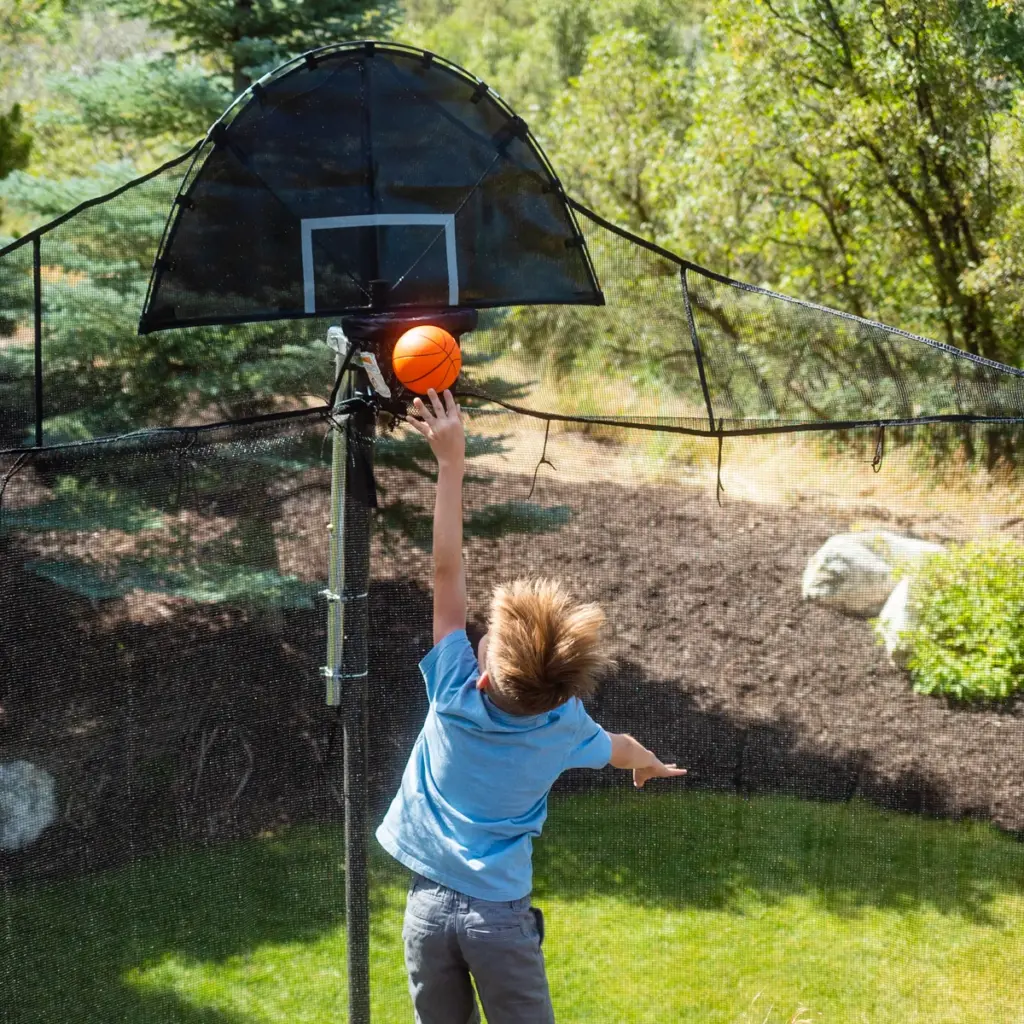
486 578 610 714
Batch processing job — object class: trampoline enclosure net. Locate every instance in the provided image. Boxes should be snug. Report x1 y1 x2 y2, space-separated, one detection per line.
1 40 1024 1024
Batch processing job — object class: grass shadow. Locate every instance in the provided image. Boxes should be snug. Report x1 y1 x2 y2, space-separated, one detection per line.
2 824 409 1024
536 788 1024 926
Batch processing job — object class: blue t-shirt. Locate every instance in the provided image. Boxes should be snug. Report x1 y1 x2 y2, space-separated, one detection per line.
375 629 612 900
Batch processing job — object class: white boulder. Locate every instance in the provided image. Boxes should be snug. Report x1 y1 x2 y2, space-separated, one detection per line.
0 760 57 851
802 531 944 617
876 576 916 668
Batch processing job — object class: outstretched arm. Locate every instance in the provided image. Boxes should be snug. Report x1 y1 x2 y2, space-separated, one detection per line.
609 733 687 789
407 388 467 644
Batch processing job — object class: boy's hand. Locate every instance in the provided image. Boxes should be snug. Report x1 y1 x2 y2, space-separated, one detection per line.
408 388 465 470
632 760 687 790
610 733 687 789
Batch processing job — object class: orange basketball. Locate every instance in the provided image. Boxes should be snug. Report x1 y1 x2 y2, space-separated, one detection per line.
392 325 461 394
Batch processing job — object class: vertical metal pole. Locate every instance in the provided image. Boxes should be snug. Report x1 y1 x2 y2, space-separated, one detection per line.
342 377 373 1024
32 237 43 448
323 332 373 1023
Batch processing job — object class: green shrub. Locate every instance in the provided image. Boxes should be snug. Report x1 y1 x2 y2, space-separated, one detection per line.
906 539 1024 702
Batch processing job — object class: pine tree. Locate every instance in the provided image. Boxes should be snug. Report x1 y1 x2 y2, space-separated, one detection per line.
0 3 570 612
109 0 399 94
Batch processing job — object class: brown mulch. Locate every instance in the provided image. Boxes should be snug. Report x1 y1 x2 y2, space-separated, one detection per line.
1 464 1022 886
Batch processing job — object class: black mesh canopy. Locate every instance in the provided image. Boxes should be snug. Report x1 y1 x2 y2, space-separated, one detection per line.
138 42 603 334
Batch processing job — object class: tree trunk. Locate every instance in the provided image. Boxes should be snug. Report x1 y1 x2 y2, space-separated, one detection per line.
231 0 252 96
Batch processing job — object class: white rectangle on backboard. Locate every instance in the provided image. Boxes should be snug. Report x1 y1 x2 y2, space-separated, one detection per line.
300 213 459 313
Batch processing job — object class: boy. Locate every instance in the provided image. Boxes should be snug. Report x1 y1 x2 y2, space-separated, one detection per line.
376 388 686 1024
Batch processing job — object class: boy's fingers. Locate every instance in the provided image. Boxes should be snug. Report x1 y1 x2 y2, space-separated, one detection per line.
427 388 445 418
412 397 433 423
443 389 463 421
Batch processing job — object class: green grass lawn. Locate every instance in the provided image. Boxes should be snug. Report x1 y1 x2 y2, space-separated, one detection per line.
3 791 1023 1023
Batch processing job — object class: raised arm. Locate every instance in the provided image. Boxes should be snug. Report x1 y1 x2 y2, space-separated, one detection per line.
407 388 467 644
609 733 688 789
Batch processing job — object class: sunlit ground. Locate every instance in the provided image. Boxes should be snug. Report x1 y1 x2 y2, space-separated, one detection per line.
4 792 1023 1023
464 353 1024 530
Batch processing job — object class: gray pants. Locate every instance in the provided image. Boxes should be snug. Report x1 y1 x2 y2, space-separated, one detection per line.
402 874 555 1024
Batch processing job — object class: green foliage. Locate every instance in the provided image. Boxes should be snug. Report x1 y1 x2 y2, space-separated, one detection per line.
110 0 399 92
37 56 231 146
2 0 394 177
0 102 31 227
1 164 330 439
0 5 172 180
681 0 1023 368
905 539 1024 701
0 0 74 42
400 0 700 116
0 103 31 179
546 28 690 242
483 0 1024 447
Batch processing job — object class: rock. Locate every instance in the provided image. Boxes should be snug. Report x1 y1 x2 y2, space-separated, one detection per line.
802 531 945 617
0 760 57 851
802 534 893 616
873 533 947 564
876 576 915 668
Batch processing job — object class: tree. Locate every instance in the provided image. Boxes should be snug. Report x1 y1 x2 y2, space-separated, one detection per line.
0 103 32 227
683 0 1024 365
545 28 690 244
0 2 177 177
504 28 700 399
37 56 230 161
110 0 399 95
401 0 701 117
527 1 1024 452
664 0 1024 460
0 105 31 178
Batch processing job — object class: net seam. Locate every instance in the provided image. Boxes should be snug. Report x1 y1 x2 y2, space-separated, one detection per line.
0 405 332 457
0 141 203 258
456 387 1024 438
680 267 717 430
566 197 1024 382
